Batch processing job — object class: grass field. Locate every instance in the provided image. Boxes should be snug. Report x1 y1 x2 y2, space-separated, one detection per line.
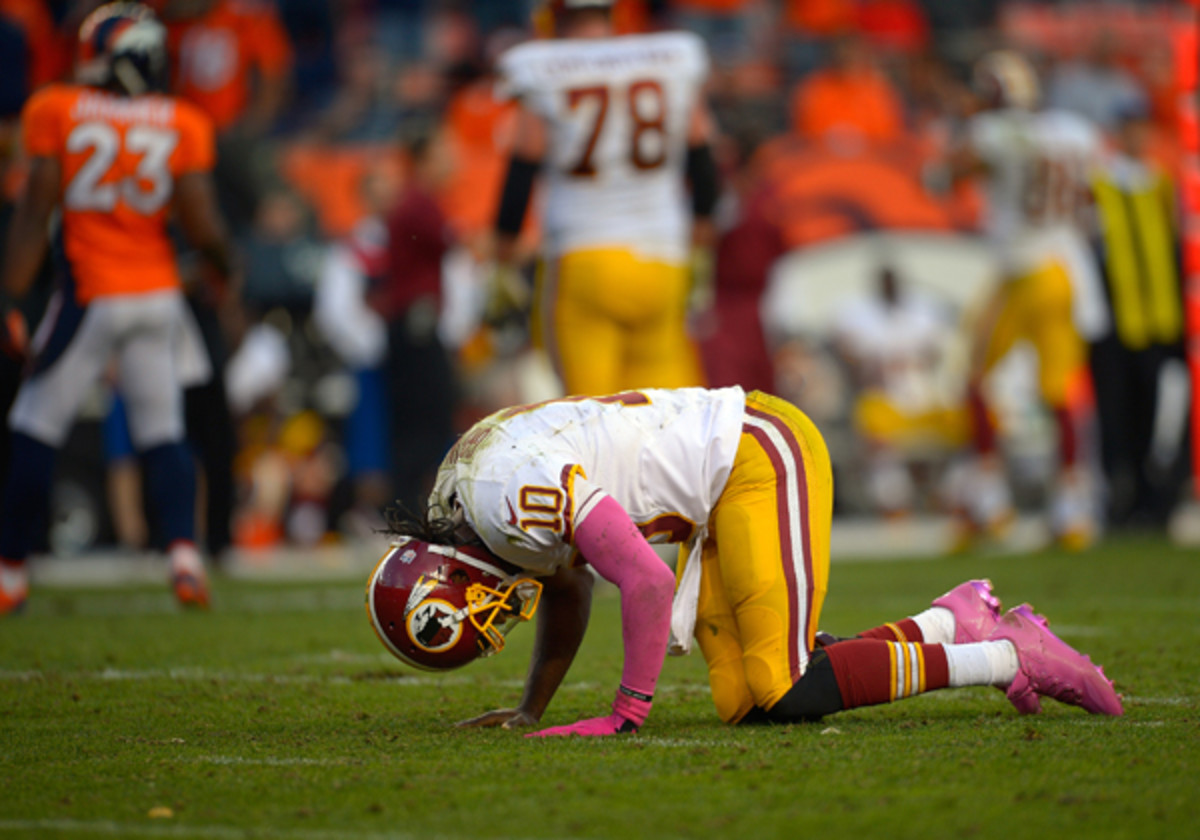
1 535 1198 839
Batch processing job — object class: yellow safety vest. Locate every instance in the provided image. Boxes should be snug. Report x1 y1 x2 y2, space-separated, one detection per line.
1092 168 1182 350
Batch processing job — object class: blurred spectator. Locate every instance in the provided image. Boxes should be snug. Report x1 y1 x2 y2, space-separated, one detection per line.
856 0 929 58
162 0 292 136
437 32 519 257
699 133 783 394
832 264 963 515
232 406 339 549
374 129 459 510
225 316 290 548
919 0 997 49
779 0 856 82
277 0 337 121
103 395 150 551
789 33 904 148
1089 104 1188 529
161 0 294 226
1046 29 1147 133
313 167 394 538
241 188 323 311
304 38 401 144
669 0 757 65
373 0 429 63
459 0 530 37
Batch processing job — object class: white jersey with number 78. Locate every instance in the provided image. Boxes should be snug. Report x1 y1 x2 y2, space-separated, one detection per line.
496 31 709 263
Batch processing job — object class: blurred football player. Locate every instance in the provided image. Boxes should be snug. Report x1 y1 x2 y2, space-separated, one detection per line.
368 386 1122 736
0 2 234 614
953 50 1108 550
832 265 965 516
491 0 718 395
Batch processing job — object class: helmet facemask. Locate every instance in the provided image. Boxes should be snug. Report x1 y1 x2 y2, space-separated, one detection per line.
464 577 543 656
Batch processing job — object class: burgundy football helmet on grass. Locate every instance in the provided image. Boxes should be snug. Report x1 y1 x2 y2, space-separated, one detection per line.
366 538 542 671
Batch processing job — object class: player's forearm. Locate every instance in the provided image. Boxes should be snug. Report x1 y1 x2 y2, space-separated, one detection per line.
1 205 50 299
2 157 57 298
174 172 235 283
517 564 594 719
574 495 674 709
195 238 235 283
494 155 538 255
686 141 719 223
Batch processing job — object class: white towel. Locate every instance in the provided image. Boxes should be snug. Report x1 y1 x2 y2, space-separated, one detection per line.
668 530 705 656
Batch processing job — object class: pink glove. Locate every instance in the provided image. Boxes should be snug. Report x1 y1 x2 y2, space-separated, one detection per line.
525 685 652 738
525 712 637 738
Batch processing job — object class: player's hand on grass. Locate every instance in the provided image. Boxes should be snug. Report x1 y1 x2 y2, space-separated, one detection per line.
455 708 540 730
525 713 637 738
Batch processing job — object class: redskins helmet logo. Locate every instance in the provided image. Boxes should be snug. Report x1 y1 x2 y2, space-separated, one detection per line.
406 599 462 652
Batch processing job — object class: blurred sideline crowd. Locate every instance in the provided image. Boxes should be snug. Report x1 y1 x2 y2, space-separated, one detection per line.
0 0 1194 560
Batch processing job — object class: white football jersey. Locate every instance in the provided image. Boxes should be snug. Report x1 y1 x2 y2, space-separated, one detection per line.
429 387 746 574
497 31 709 263
969 107 1101 250
833 293 952 412
968 107 1108 337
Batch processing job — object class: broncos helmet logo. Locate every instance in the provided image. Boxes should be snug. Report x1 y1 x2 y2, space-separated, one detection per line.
77 3 168 96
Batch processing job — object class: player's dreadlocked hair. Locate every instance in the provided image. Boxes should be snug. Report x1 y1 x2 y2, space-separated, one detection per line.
383 498 475 547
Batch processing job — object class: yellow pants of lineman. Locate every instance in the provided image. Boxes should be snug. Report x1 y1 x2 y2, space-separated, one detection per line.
981 260 1085 409
536 248 704 396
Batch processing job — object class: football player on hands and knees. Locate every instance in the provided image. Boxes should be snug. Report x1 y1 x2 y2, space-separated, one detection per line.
366 387 1122 736
0 2 234 613
489 0 719 395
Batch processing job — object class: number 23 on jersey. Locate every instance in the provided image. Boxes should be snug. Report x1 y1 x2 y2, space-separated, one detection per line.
65 121 179 214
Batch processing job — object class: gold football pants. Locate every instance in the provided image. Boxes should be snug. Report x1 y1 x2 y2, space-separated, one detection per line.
685 390 834 723
535 248 704 396
981 260 1085 409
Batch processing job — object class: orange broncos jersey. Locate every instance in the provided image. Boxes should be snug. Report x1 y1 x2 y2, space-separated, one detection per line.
21 83 215 303
165 0 292 132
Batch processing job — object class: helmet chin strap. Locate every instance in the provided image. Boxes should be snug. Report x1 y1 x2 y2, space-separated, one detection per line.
112 57 148 96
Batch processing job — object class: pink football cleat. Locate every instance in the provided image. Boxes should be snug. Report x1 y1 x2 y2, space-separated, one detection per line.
988 605 1123 716
932 579 1002 643
933 579 1042 713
